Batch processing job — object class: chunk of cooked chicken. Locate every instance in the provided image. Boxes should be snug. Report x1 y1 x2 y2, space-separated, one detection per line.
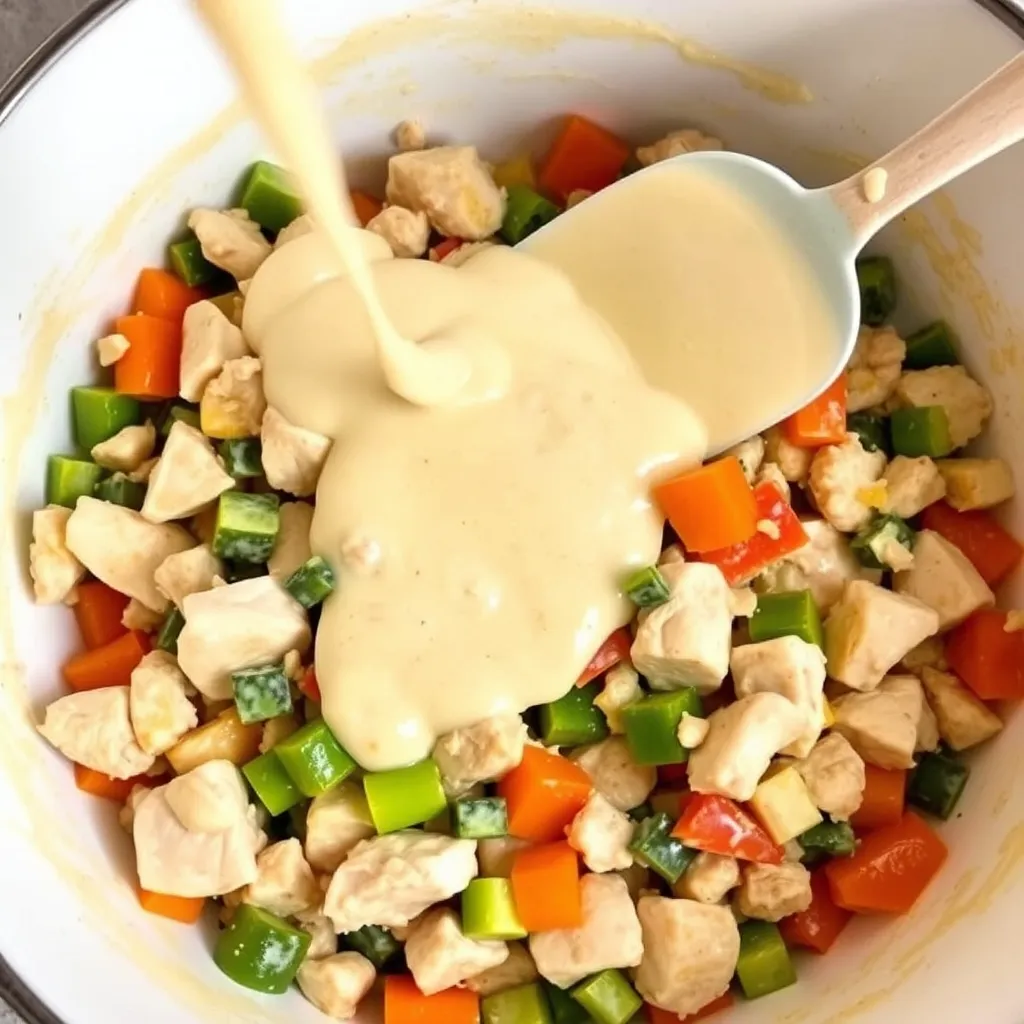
260 407 331 497
881 456 946 518
677 852 740 905
91 422 157 473
530 873 643 989
894 529 994 631
96 332 130 366
477 836 532 878
824 580 939 691
636 128 725 167
433 714 528 797
567 791 635 873
831 674 928 769
723 436 765 484
366 206 431 258
154 544 223 609
565 189 593 208
29 506 85 604
735 862 812 922
259 713 299 753
900 635 949 676
895 365 993 449
763 426 812 484
121 598 162 632
631 563 733 693
634 896 739 1018
920 666 1003 751
296 910 338 960
188 208 272 282
394 118 427 152
266 501 313 581
65 497 194 613
464 941 539 996
243 838 320 917
688 693 805 802
386 146 505 240
39 687 155 779
133 760 264 897
177 577 311 699
275 214 316 250
935 457 1015 511
129 650 198 756
756 462 791 504
570 736 653 812
730 636 826 758
808 434 887 533
179 299 250 403
916 692 941 753
677 713 710 750
296 952 376 1021
200 356 266 439
405 908 508 995
794 732 865 820
323 832 478 933
846 325 906 413
594 662 642 734
119 784 152 834
304 780 376 873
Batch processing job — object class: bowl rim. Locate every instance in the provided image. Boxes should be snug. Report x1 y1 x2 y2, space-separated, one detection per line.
2 0 1024 1021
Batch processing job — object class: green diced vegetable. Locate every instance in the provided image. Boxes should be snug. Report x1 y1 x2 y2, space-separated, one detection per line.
239 160 304 233
627 801 653 823
71 386 141 451
232 663 292 725
285 555 337 609
341 924 401 970
538 681 610 747
212 491 280 563
736 921 797 1000
622 688 703 766
242 749 303 817
363 758 447 833
797 819 856 859
623 565 670 608
157 402 201 438
219 437 263 479
46 454 104 508
905 320 959 370
890 406 954 458
482 982 553 1024
156 607 185 655
94 472 146 510
274 718 357 797
908 749 969 820
462 878 528 941
570 969 642 1024
453 797 509 839
629 812 696 883
544 983 588 1024
856 255 897 327
501 184 561 245
168 235 222 288
846 411 891 456
749 590 823 648
213 903 311 994
851 514 916 570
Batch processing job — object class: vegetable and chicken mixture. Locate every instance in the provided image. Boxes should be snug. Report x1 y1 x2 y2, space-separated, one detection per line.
28 113 1024 1024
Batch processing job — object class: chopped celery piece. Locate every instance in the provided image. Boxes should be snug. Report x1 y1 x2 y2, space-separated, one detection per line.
905 320 959 370
342 924 402 969
155 607 185 655
285 555 336 609
363 758 447 833
908 749 969 820
462 878 527 941
94 472 146 510
846 411 890 456
214 903 310 993
453 797 509 839
622 688 703 766
274 718 357 797
232 663 292 725
623 565 670 608
501 184 560 245
538 681 609 747
71 386 141 451
242 749 302 816
239 160 304 233
46 454 104 508
219 437 263 479
570 969 642 1024
212 491 280 563
890 406 954 458
855 255 897 326
749 590 823 648
736 921 797 1000
168 235 222 288
545 983 588 1024
797 820 856 858
157 401 201 438
851 514 916 570
482 982 553 1024
629 812 695 883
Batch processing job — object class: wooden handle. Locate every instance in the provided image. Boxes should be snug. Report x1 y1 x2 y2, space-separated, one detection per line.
826 52 1024 248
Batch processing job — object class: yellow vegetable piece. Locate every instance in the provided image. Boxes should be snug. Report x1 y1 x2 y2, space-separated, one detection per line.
748 766 822 845
492 154 536 190
166 708 263 775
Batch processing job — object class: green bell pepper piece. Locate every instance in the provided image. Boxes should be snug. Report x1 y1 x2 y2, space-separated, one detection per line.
749 590 823 648
219 437 264 479
341 924 402 969
736 921 797 1000
242 749 303 817
285 555 337 609
908 748 969 820
890 406 954 458
501 184 560 245
213 491 280 563
232 663 293 725
239 160 304 233
155 607 185 655
570 969 642 1024
453 797 509 839
157 401 201 438
855 255 897 326
462 877 528 941
71 386 141 451
622 688 703 766
797 819 856 859
538 681 610 747
904 320 959 370
213 903 311 994
544 983 588 1024
623 565 670 608
168 235 223 288
363 758 447 833
46 454 104 508
846 411 891 456
851 514 916 571
482 982 554 1024
94 472 146 510
274 718 357 797
629 812 695 883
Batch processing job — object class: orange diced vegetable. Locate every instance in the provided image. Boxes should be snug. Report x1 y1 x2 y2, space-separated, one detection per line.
72 581 130 650
646 992 735 1023
497 745 592 843
945 609 1024 700
538 114 631 203
825 811 947 914
136 886 206 924
73 764 154 802
114 314 182 399
510 841 582 932
576 627 633 687
782 375 848 448
351 190 384 227
779 869 851 954
62 630 151 691
384 975 480 1024
921 502 1023 586
653 456 758 553
132 267 203 322
850 765 906 831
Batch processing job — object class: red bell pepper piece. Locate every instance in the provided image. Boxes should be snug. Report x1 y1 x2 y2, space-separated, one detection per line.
298 666 321 702
646 992 735 1022
782 375 847 448
849 765 906 832
779 870 852 954
672 793 783 864
429 237 464 262
576 627 632 687
945 609 1024 700
921 502 1023 586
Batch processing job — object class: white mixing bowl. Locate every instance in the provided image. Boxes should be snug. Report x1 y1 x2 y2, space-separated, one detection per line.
2 1 1023 1021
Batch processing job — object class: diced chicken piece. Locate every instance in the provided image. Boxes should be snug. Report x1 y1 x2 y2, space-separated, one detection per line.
895 365 993 448
846 325 906 412
808 434 887 533
824 580 939 691
200 356 266 438
91 422 156 473
129 650 198 756
324 832 478 933
831 675 928 770
900 635 948 675
433 714 527 797
894 529 994 631
119 784 152 834
121 598 162 632
154 544 223 609
936 458 1015 511
188 208 272 282
38 687 155 779
177 577 311 699
297 952 375 1021
636 129 725 167
570 736 653 812
565 189 593 208
395 118 427 152
465 942 538 996
179 299 250 402
260 713 299 753
530 873 643 989
763 426 812 484
386 146 505 240
142 421 235 524
920 666 1003 751
794 732 865 820
267 501 314 581
96 332 130 366
129 458 158 484
244 837 320 917
735 862 812 922
567 791 634 873
723 436 765 484
916 693 941 753
275 214 316 249
730 636 826 758
405 908 508 995
635 896 739 1018
631 563 732 693
677 853 740 905
678 713 710 750
756 462 791 504
29 506 85 604
304 780 376 873
617 862 652 902
296 911 338 960
366 206 431 258
134 760 263 896
882 456 946 518
260 406 332 497
594 662 642 733
477 836 532 878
